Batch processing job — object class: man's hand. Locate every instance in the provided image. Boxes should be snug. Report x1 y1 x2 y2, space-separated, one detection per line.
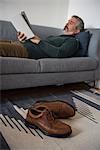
17 32 41 44
30 35 41 44
17 32 27 42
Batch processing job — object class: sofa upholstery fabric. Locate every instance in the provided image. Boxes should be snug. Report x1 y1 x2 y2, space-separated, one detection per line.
0 20 100 90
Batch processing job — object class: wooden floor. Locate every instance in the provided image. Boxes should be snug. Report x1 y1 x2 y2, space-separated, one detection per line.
1 82 90 100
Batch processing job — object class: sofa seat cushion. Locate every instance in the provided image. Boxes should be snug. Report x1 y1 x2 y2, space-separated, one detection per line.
1 57 40 74
39 57 97 73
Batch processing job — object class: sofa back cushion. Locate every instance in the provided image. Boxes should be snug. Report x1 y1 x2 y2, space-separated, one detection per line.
0 20 17 41
31 24 63 39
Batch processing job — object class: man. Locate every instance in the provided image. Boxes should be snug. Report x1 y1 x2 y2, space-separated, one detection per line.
0 15 84 59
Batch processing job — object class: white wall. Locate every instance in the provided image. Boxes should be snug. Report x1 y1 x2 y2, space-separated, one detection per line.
0 0 100 28
0 0 69 28
68 0 100 28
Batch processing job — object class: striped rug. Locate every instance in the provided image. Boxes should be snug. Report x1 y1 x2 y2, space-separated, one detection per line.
0 88 100 150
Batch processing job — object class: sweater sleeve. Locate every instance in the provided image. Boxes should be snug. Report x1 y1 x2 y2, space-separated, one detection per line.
38 38 80 58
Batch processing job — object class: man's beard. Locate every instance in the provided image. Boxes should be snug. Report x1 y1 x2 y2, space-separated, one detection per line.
63 24 68 31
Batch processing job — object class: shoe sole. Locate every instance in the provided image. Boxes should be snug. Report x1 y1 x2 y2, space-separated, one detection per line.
25 120 72 138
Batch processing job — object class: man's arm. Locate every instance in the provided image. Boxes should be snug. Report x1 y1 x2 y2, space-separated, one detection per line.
30 36 41 44
37 38 80 58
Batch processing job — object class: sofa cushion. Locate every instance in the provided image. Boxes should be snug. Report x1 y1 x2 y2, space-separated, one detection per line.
75 31 91 56
39 58 97 73
0 57 40 74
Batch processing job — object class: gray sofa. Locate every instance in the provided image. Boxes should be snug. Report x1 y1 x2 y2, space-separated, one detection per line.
0 20 100 90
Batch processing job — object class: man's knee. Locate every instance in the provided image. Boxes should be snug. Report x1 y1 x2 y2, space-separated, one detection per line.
0 42 29 58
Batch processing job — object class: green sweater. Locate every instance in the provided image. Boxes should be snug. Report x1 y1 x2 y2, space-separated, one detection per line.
23 35 80 59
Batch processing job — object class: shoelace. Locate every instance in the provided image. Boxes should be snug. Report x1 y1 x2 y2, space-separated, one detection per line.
46 109 55 122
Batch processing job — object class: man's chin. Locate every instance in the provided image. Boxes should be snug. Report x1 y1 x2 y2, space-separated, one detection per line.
63 30 68 35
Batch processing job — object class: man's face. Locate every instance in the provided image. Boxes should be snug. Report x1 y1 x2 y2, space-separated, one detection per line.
64 17 80 34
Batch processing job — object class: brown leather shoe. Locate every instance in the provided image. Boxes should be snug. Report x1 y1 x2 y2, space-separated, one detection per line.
33 100 75 119
25 106 72 138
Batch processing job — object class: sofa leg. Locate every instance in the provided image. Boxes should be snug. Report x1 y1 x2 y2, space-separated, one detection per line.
94 80 100 89
85 80 100 89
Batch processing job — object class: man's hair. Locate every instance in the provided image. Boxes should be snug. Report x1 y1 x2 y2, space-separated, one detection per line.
72 15 84 32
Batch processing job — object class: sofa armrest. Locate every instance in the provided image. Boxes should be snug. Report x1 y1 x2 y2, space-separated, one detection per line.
88 29 100 80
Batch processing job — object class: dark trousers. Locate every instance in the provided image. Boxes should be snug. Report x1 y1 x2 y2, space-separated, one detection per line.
22 40 48 59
